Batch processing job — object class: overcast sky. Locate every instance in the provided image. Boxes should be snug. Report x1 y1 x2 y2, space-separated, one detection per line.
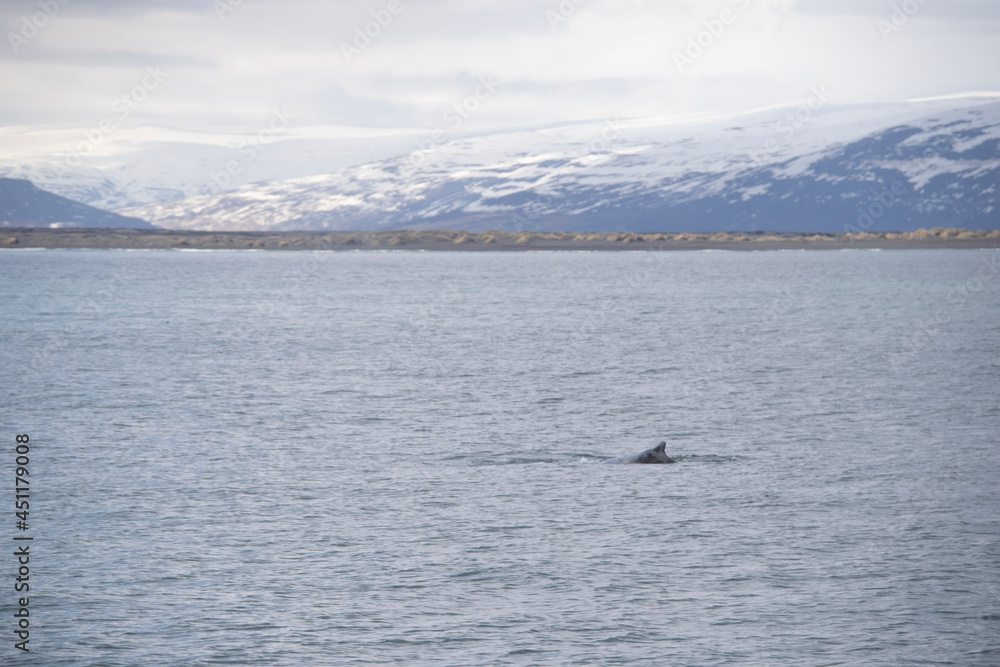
1 0 999 136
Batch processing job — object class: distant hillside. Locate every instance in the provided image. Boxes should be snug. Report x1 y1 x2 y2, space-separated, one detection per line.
120 97 1000 234
0 178 152 229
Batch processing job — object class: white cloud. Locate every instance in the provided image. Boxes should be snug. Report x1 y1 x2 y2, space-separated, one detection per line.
0 0 997 135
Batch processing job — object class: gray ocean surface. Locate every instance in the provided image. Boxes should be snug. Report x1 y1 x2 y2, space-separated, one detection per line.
1 248 999 666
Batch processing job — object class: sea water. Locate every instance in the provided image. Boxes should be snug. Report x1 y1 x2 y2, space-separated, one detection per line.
1 248 998 665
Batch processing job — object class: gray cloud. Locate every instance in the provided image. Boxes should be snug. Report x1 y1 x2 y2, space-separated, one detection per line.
0 48 214 67
796 0 1000 20
0 0 997 132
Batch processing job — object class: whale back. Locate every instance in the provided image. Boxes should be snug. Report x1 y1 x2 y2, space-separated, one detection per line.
602 441 677 464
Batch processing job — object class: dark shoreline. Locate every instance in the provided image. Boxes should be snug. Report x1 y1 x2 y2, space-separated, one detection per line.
2 227 999 251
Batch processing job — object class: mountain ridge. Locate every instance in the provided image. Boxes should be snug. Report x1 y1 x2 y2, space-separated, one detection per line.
0 177 151 229
119 97 1000 234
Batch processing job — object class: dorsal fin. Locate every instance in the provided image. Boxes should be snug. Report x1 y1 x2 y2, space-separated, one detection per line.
655 441 666 453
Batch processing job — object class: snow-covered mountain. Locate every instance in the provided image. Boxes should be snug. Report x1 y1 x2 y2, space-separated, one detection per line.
120 96 1000 234
0 124 424 211
0 177 151 229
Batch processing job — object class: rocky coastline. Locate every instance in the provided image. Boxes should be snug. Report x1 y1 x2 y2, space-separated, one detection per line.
3 227 998 251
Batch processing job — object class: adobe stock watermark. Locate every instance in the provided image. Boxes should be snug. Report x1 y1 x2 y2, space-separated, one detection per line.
340 0 405 63
509 205 545 233
844 180 907 234
65 66 168 167
673 0 751 73
207 107 294 193
567 250 676 354
750 85 832 166
213 0 243 20
8 0 70 54
499 119 624 231
407 75 500 167
888 251 999 371
28 266 133 374
545 0 587 31
681 282 794 400
361 275 466 377
585 119 625 155
878 0 930 40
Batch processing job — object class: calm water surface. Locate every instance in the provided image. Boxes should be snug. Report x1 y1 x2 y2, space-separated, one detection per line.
1 248 998 665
